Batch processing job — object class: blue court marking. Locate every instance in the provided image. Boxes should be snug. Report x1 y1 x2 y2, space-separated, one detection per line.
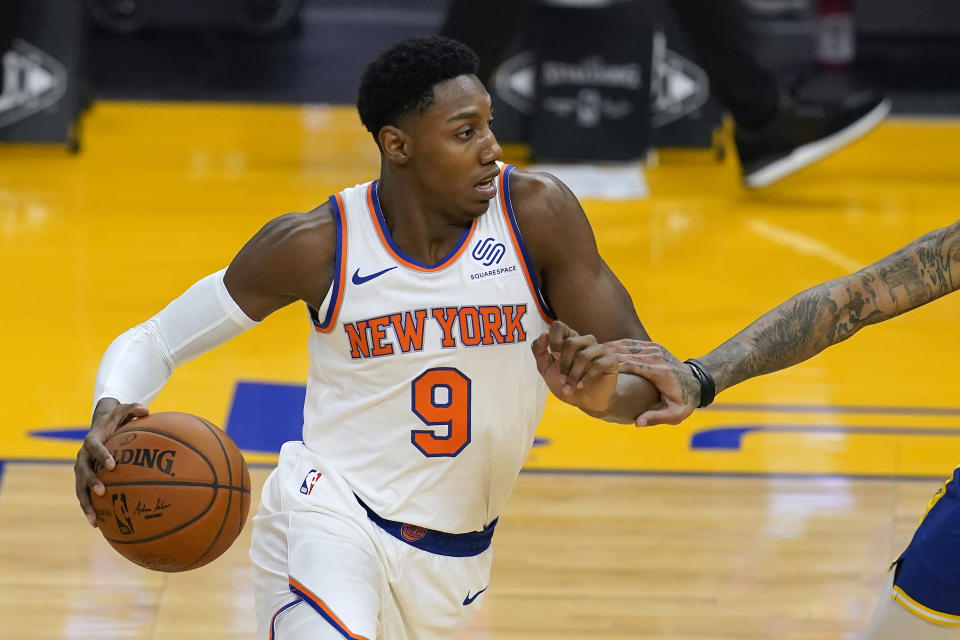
28 428 88 441
22 382 960 455
224 381 306 452
707 403 960 416
691 425 960 450
0 460 5 496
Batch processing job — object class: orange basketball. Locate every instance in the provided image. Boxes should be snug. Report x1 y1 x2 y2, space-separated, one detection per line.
90 411 251 572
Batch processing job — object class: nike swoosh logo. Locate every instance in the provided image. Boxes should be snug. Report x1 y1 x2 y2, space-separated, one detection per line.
351 266 397 285
463 586 487 605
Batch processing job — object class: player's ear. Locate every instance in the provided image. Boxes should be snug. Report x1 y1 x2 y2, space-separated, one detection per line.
379 126 409 166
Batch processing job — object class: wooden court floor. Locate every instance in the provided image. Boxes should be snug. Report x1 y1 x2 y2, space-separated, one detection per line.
2 103 960 639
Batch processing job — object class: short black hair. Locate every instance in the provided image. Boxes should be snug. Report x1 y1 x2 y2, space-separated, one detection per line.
357 36 480 142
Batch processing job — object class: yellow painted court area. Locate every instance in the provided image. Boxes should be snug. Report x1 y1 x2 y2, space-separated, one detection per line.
2 102 960 476
4 102 960 640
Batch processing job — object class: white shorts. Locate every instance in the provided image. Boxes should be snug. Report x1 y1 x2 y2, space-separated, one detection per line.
250 442 495 640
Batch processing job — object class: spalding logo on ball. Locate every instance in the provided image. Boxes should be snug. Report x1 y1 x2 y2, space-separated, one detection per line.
90 412 251 572
109 441 178 477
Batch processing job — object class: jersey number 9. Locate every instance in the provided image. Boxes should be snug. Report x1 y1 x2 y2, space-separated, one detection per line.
410 367 471 457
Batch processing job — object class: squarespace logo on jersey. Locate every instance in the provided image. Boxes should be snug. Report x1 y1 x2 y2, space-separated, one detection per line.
469 236 517 281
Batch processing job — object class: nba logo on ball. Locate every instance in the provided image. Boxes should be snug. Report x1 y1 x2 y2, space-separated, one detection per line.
112 493 135 535
299 469 322 495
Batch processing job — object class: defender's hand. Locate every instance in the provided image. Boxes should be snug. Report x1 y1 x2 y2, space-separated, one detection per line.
74 399 149 527
605 339 699 426
532 321 619 414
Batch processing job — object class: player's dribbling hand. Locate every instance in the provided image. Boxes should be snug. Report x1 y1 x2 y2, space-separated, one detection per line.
604 339 699 426
531 320 619 414
74 398 149 527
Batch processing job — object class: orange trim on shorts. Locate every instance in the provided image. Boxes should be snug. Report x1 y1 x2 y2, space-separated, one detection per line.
269 597 302 640
365 181 477 272
497 165 554 323
288 576 370 640
314 193 348 333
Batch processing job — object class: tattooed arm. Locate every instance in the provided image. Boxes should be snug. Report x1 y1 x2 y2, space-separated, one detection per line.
610 220 960 425
706 220 960 391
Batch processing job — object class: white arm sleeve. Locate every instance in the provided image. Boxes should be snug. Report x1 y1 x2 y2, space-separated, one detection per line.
93 268 259 410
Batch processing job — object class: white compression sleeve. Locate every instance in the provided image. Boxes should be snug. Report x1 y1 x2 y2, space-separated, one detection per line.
93 269 259 410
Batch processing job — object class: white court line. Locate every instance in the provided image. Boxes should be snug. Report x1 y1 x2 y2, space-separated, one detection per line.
746 218 864 273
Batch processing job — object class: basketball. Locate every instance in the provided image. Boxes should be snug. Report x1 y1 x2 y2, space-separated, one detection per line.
89 411 251 572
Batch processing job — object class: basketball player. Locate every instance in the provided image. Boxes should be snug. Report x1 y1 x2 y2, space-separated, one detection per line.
608 220 960 638
73 37 660 639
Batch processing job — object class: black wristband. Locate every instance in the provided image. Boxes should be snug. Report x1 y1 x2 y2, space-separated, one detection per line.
684 358 716 408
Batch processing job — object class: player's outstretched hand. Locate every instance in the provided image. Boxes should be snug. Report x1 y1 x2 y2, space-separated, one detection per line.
531 320 619 414
605 339 699 426
75 398 148 527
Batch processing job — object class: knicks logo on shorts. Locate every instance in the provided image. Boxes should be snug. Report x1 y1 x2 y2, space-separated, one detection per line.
299 469 323 495
401 523 427 542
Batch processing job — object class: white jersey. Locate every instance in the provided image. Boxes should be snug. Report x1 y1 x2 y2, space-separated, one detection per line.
302 164 553 533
